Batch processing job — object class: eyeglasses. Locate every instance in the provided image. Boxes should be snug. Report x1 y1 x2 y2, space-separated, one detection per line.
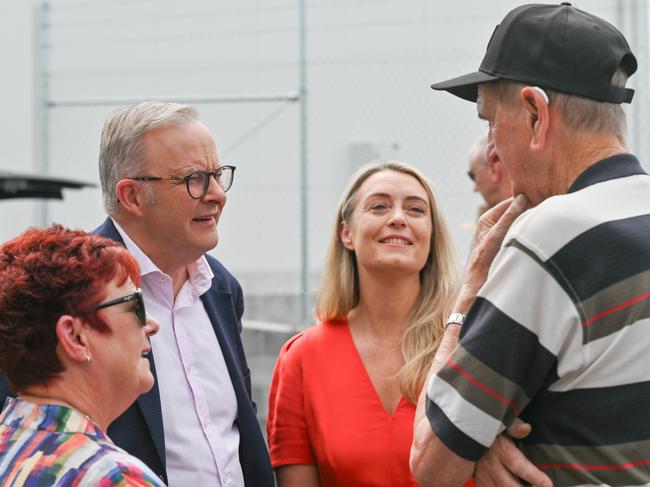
127 165 236 199
93 288 147 327
467 170 475 182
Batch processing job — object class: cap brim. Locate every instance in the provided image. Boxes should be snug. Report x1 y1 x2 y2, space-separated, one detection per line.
431 70 500 102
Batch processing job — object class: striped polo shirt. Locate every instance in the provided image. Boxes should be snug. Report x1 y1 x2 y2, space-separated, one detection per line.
427 154 650 486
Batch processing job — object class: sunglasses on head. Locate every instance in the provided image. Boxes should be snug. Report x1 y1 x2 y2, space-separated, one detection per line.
93 288 146 327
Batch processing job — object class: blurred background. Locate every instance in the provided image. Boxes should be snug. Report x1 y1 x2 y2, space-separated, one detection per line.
2 0 649 429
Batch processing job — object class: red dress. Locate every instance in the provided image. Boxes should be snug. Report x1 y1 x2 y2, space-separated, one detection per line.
267 320 475 487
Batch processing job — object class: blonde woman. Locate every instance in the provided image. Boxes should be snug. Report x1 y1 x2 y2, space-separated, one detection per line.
267 161 472 486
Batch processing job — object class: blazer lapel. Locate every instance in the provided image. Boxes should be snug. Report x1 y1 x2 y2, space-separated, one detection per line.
200 290 248 403
94 217 166 468
137 354 166 469
202 285 275 486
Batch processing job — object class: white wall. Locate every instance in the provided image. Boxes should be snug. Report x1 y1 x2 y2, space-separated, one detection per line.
0 1 38 238
1 0 647 323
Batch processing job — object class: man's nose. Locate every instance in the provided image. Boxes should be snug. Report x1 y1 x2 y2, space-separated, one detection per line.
202 174 227 204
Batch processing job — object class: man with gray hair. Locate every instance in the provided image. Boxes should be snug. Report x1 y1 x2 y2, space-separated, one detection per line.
467 132 511 210
95 102 273 486
466 132 512 258
411 4 650 487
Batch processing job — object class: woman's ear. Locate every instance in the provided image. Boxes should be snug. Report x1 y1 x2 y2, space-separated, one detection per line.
340 221 354 250
55 315 91 365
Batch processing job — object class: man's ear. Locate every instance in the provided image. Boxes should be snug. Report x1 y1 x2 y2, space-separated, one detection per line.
55 315 91 365
488 160 502 182
520 86 550 151
486 143 502 181
340 221 354 251
115 179 146 217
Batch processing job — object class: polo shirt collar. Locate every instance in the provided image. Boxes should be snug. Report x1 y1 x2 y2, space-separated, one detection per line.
568 153 647 194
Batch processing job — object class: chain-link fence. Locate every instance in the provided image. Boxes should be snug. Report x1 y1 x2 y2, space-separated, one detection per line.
37 0 650 427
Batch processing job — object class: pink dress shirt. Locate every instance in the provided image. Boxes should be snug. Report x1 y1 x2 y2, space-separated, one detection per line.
114 220 244 487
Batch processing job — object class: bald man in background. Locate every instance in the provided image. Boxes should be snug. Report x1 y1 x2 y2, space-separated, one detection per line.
466 133 512 254
467 132 511 210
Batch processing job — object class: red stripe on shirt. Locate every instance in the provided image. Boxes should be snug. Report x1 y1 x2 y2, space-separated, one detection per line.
539 457 650 471
447 358 521 416
582 291 650 327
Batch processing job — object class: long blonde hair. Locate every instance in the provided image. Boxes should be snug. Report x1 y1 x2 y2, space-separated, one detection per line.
316 161 459 403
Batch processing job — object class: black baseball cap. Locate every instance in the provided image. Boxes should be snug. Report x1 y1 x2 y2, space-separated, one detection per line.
431 3 637 103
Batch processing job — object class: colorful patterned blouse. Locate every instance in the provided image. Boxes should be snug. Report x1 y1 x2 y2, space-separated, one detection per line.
0 397 165 486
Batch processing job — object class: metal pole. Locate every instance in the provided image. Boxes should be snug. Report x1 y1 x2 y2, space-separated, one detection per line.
637 0 649 172
298 0 309 322
630 1 640 162
48 91 300 108
35 0 50 227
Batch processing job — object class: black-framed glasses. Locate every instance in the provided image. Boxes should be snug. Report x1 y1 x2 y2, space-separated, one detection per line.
127 165 236 199
93 288 146 327
467 170 475 182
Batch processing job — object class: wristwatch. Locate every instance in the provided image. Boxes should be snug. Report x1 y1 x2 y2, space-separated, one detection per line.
445 312 466 330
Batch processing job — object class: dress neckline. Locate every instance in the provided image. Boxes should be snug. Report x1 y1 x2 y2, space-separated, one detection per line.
336 319 411 417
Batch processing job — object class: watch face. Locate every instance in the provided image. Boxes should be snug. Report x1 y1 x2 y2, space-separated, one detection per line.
446 312 465 326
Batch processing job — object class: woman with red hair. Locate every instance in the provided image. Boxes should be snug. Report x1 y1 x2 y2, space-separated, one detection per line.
0 225 163 486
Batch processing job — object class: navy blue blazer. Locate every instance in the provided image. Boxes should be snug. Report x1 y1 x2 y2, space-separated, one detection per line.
0 219 273 486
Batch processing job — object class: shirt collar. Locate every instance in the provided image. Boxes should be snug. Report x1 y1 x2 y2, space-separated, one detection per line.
567 153 647 193
111 218 159 277
110 218 214 295
0 397 110 442
186 256 214 297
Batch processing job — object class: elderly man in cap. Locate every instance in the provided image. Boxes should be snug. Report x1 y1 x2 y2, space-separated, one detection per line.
411 3 650 487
